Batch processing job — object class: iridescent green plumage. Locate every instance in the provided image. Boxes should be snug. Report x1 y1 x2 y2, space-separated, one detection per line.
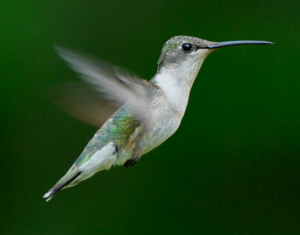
75 106 140 167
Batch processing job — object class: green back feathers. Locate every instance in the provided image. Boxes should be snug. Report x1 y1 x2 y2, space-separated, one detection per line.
75 107 140 167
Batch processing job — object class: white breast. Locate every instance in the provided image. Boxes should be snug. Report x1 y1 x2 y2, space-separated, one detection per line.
141 72 190 154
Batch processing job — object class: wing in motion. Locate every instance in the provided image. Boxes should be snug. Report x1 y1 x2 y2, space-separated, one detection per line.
51 47 151 127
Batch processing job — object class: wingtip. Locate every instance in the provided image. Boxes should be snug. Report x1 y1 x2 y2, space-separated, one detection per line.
43 191 52 198
54 46 71 59
42 171 82 202
53 45 65 52
45 196 53 202
43 191 53 202
43 191 52 202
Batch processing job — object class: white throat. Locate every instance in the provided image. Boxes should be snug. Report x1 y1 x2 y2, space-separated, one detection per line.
152 68 196 117
152 49 210 115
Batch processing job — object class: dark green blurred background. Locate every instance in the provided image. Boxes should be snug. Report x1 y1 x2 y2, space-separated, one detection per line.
1 0 300 234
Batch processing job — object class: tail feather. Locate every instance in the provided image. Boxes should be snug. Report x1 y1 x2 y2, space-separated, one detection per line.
43 169 81 202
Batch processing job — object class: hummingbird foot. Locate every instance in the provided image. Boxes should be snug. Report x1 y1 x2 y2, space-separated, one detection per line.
124 156 139 168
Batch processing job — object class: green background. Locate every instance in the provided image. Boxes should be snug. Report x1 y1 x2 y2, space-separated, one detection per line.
1 0 299 234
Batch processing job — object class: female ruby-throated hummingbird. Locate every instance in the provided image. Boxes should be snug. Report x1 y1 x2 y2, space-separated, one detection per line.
43 36 273 201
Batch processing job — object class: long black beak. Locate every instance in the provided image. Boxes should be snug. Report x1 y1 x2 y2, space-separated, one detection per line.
206 40 274 49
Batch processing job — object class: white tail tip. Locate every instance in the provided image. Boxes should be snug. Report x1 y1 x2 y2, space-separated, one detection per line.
43 191 52 199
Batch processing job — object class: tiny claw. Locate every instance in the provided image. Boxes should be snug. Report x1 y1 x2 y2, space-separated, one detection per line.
124 156 139 168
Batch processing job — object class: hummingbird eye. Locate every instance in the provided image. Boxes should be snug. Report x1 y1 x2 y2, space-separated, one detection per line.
182 43 193 52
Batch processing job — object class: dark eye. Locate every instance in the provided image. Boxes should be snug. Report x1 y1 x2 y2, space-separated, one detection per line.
182 43 193 52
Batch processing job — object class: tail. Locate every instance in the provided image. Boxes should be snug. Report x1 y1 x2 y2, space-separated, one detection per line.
43 167 81 202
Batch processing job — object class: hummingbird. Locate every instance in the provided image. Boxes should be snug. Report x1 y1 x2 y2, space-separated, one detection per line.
43 36 273 201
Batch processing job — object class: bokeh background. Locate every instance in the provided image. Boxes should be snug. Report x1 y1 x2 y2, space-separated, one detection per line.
1 0 300 234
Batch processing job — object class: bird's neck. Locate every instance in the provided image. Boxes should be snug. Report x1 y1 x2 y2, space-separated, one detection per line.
151 57 205 115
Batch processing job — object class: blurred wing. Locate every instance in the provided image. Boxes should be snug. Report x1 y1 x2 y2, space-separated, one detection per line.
52 47 151 127
50 82 118 127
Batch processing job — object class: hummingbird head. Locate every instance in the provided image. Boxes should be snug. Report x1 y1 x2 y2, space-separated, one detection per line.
157 36 273 75
153 36 273 114
157 36 214 73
